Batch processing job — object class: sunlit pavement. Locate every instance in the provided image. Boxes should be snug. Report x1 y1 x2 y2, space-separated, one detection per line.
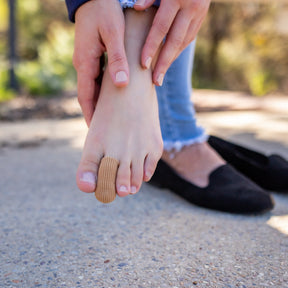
1 98 288 287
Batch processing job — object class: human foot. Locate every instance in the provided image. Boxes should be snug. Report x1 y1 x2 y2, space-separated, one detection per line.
76 8 163 198
161 142 226 187
77 69 162 197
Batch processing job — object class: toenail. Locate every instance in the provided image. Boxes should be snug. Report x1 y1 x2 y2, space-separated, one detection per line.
145 171 152 180
80 172 96 185
119 185 128 193
131 186 137 194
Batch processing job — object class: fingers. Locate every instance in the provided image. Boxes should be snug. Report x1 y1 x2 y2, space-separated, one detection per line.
101 19 129 88
73 0 129 125
141 1 179 71
140 0 211 86
152 10 191 86
75 60 100 126
73 30 102 126
106 42 129 88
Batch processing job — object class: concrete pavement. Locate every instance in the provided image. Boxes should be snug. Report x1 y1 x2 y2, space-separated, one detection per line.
0 100 288 287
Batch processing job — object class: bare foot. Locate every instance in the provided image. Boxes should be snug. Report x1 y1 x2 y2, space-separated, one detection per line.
76 8 163 197
162 142 226 187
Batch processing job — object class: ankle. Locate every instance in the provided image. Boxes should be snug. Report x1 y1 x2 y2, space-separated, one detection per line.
162 142 206 161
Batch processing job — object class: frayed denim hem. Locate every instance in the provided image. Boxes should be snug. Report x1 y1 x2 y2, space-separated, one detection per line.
119 0 137 8
163 133 209 153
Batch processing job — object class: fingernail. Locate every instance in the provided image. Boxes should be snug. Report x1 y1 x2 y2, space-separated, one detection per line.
156 73 164 86
119 185 128 193
135 0 145 6
115 71 128 83
80 172 96 185
131 186 137 194
144 57 152 69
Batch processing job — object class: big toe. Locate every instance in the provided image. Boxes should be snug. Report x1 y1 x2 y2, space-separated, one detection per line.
77 156 100 193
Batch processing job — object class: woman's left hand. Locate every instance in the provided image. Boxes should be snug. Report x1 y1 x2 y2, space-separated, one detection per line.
134 0 211 86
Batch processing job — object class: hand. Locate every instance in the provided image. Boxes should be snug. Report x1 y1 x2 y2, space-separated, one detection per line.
134 0 210 86
74 0 129 126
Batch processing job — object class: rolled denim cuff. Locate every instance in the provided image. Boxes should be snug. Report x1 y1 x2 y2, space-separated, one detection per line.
120 0 160 8
65 0 161 22
119 0 137 8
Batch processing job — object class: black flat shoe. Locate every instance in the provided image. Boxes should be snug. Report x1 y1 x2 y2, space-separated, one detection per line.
149 159 274 214
208 135 288 193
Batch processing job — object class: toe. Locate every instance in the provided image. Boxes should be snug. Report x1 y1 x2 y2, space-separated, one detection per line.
143 153 160 182
130 159 144 194
77 153 102 193
116 160 131 197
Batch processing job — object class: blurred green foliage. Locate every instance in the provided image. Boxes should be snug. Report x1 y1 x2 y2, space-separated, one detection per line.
194 2 288 96
0 0 287 99
0 70 15 102
0 0 75 97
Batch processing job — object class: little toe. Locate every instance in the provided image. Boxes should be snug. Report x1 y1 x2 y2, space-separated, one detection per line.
116 160 131 197
143 153 160 182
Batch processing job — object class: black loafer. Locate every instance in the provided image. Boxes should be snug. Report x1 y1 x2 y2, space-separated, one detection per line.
149 159 274 214
208 135 288 193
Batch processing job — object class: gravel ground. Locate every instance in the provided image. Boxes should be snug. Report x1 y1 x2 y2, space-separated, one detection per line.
0 100 288 287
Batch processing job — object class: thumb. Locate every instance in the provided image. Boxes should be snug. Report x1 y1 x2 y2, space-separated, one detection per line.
134 0 156 10
105 34 129 87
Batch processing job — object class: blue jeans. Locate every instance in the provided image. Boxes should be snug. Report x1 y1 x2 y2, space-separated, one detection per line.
119 0 161 8
156 41 207 151
119 0 207 151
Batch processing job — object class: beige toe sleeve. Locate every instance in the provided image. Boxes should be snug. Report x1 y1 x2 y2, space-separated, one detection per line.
95 157 119 203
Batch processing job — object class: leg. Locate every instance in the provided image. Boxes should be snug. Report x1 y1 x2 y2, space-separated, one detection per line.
152 42 274 213
76 7 163 198
156 41 225 187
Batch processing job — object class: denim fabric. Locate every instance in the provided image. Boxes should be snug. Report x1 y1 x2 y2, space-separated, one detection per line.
119 0 160 8
119 0 137 8
65 0 161 22
156 41 207 151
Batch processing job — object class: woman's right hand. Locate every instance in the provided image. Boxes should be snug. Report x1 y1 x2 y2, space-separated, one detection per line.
74 0 129 126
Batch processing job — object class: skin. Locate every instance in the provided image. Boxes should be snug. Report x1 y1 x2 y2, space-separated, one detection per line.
74 0 224 193
134 0 211 86
73 0 211 125
76 8 163 197
74 0 129 126
162 143 225 187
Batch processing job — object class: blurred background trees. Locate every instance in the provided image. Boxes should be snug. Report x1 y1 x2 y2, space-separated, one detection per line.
0 0 75 100
194 1 288 96
0 0 287 101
